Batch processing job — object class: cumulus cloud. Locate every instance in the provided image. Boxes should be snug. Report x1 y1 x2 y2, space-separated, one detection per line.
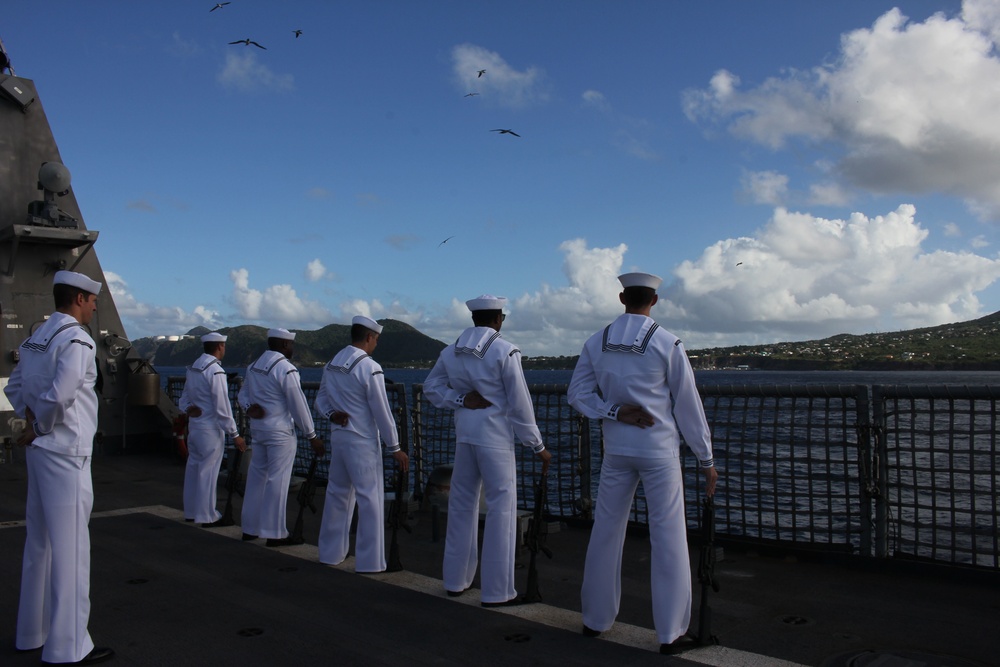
105 271 221 338
742 170 789 205
663 204 1000 340
229 268 332 324
683 2 1000 219
451 43 549 108
218 51 294 93
943 222 962 237
305 259 327 282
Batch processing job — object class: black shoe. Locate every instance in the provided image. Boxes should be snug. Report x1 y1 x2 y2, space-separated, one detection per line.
659 633 698 655
241 533 258 541
43 646 115 664
481 597 532 608
265 537 295 547
202 518 232 528
184 518 194 522
582 625 601 638
446 587 470 598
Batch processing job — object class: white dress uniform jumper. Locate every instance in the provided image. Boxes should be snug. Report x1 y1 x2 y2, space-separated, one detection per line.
238 349 317 539
314 345 400 572
568 311 715 645
423 324 544 604
5 311 99 663
179 352 240 523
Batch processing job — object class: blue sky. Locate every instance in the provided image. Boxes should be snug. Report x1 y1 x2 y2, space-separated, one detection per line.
5 0 1000 356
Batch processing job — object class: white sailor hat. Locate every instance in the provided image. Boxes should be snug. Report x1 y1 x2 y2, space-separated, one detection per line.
53 270 102 295
352 315 383 335
618 272 662 290
465 294 508 312
201 332 227 343
266 327 296 341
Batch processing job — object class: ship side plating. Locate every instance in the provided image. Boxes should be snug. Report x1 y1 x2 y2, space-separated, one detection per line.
0 73 176 454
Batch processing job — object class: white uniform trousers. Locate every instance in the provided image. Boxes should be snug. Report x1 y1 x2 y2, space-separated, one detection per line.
183 427 225 524
18 445 96 663
444 442 517 603
318 433 385 572
581 454 691 644
241 429 297 539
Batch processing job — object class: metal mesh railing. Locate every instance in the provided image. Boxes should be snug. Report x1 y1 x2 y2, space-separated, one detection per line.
874 385 1000 568
694 384 871 554
166 372 1000 569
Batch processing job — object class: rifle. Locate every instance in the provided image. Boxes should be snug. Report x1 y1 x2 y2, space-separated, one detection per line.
289 452 320 545
697 496 721 646
218 446 244 527
522 472 552 603
385 468 412 572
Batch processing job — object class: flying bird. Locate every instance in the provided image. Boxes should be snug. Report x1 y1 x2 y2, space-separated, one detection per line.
491 129 520 137
210 2 230 11
229 38 267 49
438 235 456 247
736 262 743 266
464 92 479 97
293 29 303 38
477 69 486 77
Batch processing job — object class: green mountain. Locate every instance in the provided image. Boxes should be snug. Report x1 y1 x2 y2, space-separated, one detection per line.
689 311 1000 370
133 319 447 368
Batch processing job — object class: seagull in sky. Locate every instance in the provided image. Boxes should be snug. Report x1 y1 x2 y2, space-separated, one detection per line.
736 262 743 266
438 235 456 247
293 29 303 38
491 129 520 137
477 69 486 77
210 2 230 11
464 92 479 97
229 38 267 49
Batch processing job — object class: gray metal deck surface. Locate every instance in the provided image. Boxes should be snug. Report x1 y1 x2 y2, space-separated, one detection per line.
1 450 996 666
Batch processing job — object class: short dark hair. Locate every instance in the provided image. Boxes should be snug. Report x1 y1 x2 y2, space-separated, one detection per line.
267 337 291 352
621 286 656 309
53 283 90 309
351 323 376 343
203 341 224 355
471 309 502 327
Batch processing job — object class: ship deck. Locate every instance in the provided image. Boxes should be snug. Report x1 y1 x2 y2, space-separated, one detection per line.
1 450 996 667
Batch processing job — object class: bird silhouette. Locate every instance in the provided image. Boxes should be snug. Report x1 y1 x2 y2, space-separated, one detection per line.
736 262 743 266
477 69 486 77
491 129 520 137
439 235 456 247
464 92 479 97
229 38 266 49
210 2 230 11
293 30 303 38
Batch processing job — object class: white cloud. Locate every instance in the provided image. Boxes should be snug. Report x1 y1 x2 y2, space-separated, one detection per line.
663 204 1000 340
229 268 332 325
807 181 851 207
218 51 294 93
582 89 611 113
683 2 1000 220
305 259 327 282
451 43 549 108
742 170 789 205
971 234 990 249
943 222 962 237
105 271 221 338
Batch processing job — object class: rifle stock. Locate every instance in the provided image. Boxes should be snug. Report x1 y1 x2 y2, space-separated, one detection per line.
522 472 552 603
218 446 244 527
697 496 720 646
289 453 320 545
385 469 412 572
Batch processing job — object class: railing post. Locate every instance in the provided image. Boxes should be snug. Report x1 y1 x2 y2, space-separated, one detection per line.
855 384 873 557
871 385 889 558
579 415 594 520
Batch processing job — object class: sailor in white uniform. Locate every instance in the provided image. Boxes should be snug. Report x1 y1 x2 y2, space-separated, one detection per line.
238 328 324 546
568 272 718 655
178 332 246 525
423 295 551 606
315 316 409 572
4 271 114 664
